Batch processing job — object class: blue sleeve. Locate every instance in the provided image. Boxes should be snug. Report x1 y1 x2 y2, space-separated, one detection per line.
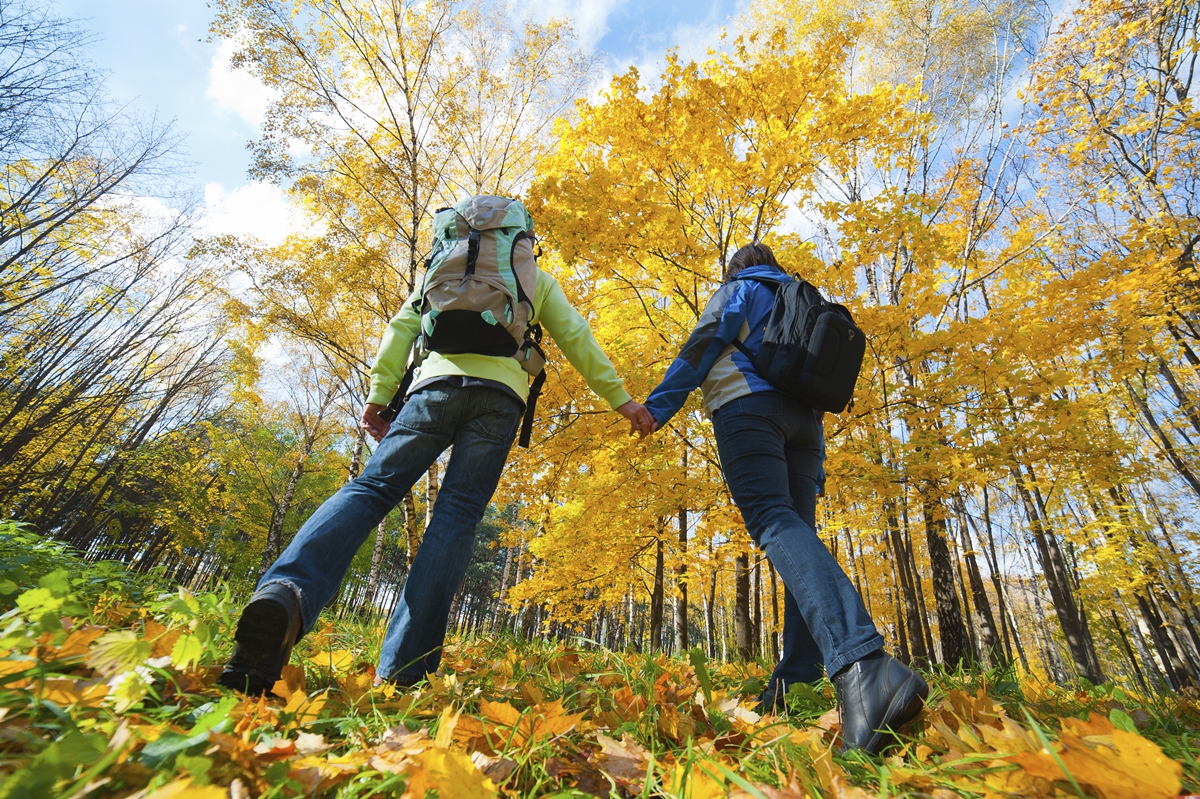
645 282 750 426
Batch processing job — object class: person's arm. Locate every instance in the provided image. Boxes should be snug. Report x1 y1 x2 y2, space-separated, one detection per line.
361 293 421 441
537 274 654 435
645 281 750 427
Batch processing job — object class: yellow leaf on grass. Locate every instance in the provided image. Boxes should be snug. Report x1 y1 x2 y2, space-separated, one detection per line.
520 680 545 704
435 704 460 748
312 649 355 672
404 747 497 799
1006 726 1182 799
283 689 328 724
480 699 523 727
0 657 35 677
35 678 107 707
272 664 305 700
667 760 728 799
55 626 106 659
170 634 205 670
594 733 650 788
143 777 228 799
527 697 583 739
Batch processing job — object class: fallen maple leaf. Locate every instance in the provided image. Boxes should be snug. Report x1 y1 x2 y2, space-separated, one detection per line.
594 732 650 789
1005 724 1182 799
295 731 332 756
471 751 518 784
141 777 228 799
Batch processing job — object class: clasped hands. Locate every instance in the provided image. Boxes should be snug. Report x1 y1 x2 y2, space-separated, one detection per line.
616 400 659 439
360 399 660 442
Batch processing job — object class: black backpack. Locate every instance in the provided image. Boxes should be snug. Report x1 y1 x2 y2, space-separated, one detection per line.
732 277 865 413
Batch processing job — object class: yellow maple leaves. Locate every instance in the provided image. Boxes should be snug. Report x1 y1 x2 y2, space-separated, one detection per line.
454 697 584 752
896 689 1183 799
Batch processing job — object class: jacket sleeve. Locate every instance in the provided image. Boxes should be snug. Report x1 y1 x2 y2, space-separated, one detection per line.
645 282 750 426
537 273 632 410
367 293 421 406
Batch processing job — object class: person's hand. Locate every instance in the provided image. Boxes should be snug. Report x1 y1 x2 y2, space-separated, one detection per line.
361 403 391 442
616 400 658 439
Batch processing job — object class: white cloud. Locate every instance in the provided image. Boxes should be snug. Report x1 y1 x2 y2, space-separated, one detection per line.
206 39 275 126
520 0 629 52
200 181 296 245
602 5 740 95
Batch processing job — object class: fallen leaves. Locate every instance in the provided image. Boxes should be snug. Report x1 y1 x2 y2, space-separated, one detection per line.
1 589 1195 799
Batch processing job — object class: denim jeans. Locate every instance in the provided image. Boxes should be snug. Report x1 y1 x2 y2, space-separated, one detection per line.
712 392 883 687
258 383 523 682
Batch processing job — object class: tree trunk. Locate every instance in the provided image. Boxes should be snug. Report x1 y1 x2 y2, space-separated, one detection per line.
976 485 1018 667
366 521 387 612
649 532 665 652
753 557 763 658
402 490 420 568
425 461 440 528
1125 379 1200 499
1011 466 1103 683
885 504 926 664
1137 592 1190 689
675 507 688 651
955 494 1004 667
769 559 780 663
705 567 718 659
922 498 969 666
735 552 752 660
259 454 306 578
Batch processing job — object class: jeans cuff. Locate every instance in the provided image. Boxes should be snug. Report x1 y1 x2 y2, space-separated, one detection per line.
824 634 885 677
258 579 310 633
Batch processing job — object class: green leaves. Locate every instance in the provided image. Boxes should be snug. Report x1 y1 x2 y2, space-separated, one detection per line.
0 730 107 799
86 630 152 677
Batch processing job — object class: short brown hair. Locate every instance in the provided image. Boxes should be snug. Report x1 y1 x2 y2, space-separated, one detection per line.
727 242 778 279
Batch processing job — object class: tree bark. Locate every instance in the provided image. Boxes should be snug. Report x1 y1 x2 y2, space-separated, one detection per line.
366 521 387 611
735 552 752 660
955 494 1004 667
885 503 926 664
649 531 665 652
675 507 688 651
922 498 970 666
1011 466 1103 683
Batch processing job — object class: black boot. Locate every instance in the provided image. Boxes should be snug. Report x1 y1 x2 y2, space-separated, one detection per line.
217 583 301 696
832 650 928 754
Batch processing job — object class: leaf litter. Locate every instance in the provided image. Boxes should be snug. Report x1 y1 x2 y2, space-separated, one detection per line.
0 577 1197 798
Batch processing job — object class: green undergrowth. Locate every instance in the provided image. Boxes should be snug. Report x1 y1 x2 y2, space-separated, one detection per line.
0 525 1197 798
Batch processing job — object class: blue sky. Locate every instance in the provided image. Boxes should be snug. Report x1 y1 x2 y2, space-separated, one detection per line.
54 0 745 239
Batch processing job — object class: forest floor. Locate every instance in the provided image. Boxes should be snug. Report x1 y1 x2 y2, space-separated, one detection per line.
1 527 1197 799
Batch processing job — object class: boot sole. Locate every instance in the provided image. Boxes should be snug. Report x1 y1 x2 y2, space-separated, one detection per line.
861 674 930 754
235 595 291 655
216 595 293 695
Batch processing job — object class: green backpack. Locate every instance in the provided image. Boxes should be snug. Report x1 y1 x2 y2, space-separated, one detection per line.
413 195 547 446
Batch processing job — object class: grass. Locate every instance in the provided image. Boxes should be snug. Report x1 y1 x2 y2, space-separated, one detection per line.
0 526 1197 798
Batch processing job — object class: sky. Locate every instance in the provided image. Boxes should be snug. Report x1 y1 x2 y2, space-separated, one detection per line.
53 0 747 243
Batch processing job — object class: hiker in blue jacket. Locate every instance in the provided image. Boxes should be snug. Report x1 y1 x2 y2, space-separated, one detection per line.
643 242 927 754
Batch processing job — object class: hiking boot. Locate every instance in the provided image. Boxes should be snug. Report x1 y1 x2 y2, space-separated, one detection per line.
217 583 301 696
833 650 928 754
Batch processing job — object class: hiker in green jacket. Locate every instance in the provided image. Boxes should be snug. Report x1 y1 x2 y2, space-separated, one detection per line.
219 196 655 695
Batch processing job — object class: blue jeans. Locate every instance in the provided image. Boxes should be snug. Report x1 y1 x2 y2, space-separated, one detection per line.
258 383 523 681
712 392 883 685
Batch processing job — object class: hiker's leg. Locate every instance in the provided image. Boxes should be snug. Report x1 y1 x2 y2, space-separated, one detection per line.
766 442 828 694
259 386 456 635
713 394 881 677
377 385 522 681
768 587 824 698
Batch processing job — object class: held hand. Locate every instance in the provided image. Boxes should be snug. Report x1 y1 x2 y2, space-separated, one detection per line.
361 403 391 443
616 400 658 439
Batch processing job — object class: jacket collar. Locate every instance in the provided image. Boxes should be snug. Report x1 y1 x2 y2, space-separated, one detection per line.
730 264 791 284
